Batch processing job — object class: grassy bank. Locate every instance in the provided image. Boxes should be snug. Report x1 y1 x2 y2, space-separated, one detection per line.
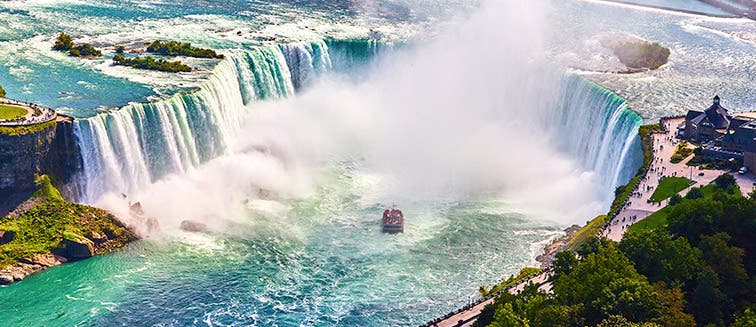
0 120 55 136
479 267 542 297
0 175 137 269
564 215 607 252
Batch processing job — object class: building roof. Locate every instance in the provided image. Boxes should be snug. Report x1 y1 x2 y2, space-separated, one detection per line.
703 96 731 129
685 96 732 129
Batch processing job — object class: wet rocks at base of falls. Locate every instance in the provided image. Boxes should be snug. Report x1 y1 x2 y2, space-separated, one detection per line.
0 253 67 285
180 220 209 233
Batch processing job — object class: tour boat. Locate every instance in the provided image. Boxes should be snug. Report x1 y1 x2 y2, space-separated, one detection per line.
381 208 404 234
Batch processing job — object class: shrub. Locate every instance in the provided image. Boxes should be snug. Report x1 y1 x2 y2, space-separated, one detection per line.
52 32 74 51
69 43 102 57
0 84 5 98
113 54 192 73
685 187 703 200
146 40 224 59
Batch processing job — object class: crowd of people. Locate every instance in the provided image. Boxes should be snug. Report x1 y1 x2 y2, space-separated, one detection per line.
0 98 55 126
382 208 404 225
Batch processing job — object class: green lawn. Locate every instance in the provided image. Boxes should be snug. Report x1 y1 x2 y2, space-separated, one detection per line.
0 104 27 120
628 184 741 234
649 177 692 202
627 207 670 234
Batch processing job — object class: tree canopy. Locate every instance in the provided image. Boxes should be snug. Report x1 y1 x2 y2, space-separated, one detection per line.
476 187 754 327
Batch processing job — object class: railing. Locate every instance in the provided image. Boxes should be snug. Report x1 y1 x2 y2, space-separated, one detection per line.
0 98 56 126
601 116 683 234
419 268 549 327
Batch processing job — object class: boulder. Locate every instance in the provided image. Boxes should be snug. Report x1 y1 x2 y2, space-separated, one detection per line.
180 220 208 233
145 217 160 234
54 237 94 261
0 230 15 245
88 231 107 244
130 201 144 216
0 274 13 285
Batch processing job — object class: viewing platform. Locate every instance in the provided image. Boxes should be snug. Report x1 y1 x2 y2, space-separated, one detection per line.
0 98 57 127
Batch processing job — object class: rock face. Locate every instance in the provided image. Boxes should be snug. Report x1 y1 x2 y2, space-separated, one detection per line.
54 238 95 260
0 230 15 245
43 119 85 200
0 119 84 199
0 123 56 193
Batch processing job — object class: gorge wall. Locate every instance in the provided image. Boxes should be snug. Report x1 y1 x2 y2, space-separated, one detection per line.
0 119 84 202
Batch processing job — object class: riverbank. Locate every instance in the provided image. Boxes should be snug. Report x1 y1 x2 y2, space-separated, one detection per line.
423 119 657 326
0 175 138 285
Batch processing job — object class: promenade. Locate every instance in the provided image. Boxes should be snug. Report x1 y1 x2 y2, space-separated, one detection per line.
426 117 756 327
602 117 756 241
0 98 56 126
426 272 551 327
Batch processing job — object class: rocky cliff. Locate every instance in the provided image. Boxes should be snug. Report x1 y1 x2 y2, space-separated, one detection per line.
0 122 56 194
0 117 84 202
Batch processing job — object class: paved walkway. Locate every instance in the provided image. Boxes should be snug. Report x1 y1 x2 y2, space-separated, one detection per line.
429 272 551 327
428 118 756 327
0 98 56 126
602 117 755 241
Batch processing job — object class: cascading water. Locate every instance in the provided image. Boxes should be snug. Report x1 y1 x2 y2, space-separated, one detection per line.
549 75 643 198
73 38 641 208
73 40 338 203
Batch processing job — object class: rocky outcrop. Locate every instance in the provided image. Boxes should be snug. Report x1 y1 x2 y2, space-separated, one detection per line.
180 220 209 232
0 230 15 245
0 253 66 285
535 225 582 267
0 117 84 201
53 237 95 261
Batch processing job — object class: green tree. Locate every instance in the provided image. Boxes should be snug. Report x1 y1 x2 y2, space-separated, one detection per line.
620 229 703 287
666 198 722 246
553 244 662 325
489 302 529 327
731 308 756 327
551 251 578 282
668 194 682 205
52 32 74 51
698 233 749 306
0 84 5 98
596 315 661 327
684 187 703 200
688 268 729 326
576 236 611 257
713 173 737 192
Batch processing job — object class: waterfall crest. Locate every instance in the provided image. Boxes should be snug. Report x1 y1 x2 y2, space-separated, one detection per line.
72 39 641 205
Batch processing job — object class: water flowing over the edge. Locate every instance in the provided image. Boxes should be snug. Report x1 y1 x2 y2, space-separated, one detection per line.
553 75 643 199
72 39 641 205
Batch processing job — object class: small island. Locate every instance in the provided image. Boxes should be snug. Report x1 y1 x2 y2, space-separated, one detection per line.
112 54 192 73
52 32 102 58
146 40 224 59
0 175 137 285
602 35 670 71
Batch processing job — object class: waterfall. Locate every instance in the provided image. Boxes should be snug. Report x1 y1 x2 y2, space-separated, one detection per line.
551 76 643 198
73 40 348 203
280 39 332 91
71 37 641 205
